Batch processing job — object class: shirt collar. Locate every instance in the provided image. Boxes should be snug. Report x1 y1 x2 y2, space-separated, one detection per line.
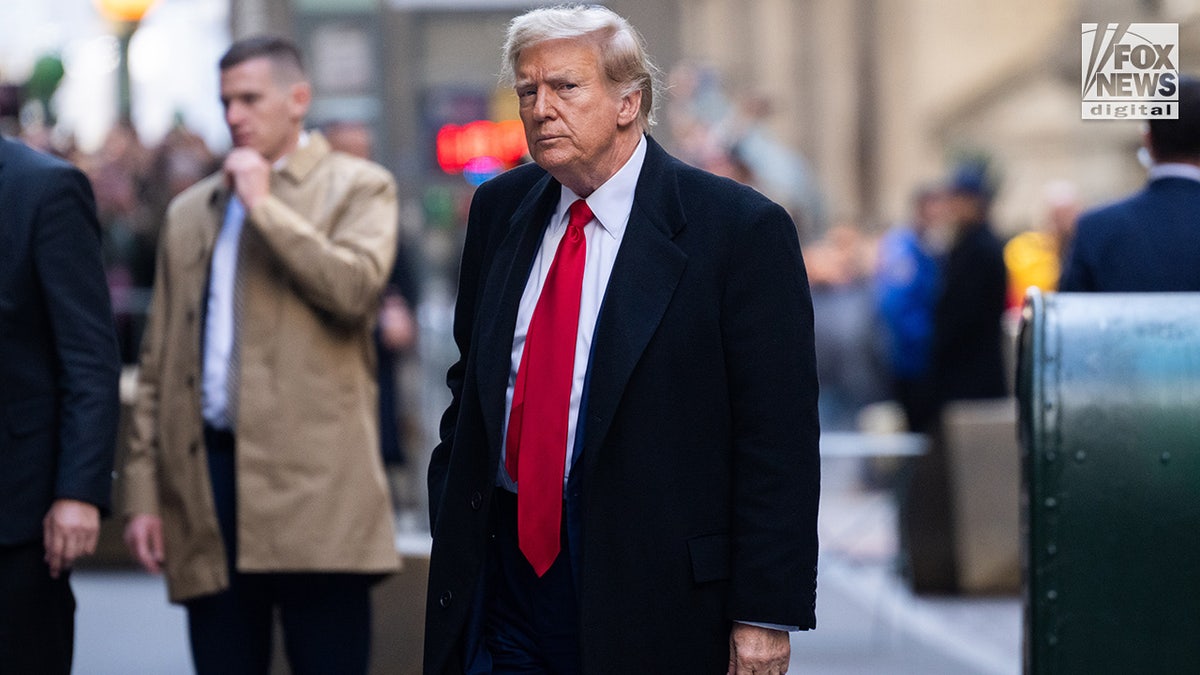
273 130 310 171
555 135 648 241
1148 162 1200 184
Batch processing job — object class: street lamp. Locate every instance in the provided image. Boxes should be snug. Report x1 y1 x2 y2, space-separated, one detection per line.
93 0 160 125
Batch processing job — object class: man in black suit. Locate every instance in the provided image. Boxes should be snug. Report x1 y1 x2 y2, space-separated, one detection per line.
1060 76 1200 292
0 136 121 673
902 163 1009 594
424 6 820 674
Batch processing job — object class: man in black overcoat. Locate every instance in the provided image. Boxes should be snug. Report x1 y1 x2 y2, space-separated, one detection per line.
424 6 821 674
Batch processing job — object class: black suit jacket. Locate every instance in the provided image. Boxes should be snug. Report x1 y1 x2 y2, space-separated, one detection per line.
425 137 820 674
0 137 120 545
1060 176 1200 292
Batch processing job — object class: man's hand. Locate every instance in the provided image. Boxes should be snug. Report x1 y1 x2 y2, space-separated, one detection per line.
727 623 790 675
379 294 416 352
123 513 166 575
42 499 100 579
224 147 272 210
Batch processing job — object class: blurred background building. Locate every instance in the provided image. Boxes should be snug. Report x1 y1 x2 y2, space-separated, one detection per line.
6 1 1200 239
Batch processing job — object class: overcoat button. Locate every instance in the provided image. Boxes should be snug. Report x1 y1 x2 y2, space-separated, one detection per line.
439 591 453 608
469 491 483 510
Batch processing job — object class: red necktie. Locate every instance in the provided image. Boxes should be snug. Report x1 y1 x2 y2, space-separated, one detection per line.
505 199 593 577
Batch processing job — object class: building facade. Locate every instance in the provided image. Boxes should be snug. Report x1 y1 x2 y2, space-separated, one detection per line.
231 0 1200 234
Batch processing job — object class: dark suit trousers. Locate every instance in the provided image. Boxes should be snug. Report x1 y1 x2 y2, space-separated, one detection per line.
0 541 75 674
185 426 374 675
481 489 582 675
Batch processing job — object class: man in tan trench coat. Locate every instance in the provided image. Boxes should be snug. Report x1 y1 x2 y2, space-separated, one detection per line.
121 35 400 674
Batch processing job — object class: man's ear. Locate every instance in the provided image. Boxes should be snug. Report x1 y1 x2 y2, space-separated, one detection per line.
617 89 642 128
289 81 313 121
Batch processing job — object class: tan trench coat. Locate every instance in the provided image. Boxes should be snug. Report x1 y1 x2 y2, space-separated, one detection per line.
122 132 401 602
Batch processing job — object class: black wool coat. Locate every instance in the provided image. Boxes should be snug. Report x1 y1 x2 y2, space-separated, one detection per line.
424 136 821 674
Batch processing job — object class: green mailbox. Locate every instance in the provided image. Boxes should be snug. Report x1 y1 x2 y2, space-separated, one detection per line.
1018 289 1200 673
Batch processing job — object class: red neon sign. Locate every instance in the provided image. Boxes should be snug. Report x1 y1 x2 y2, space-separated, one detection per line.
436 119 527 174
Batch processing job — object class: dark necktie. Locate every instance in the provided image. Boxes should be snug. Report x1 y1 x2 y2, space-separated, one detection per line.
505 199 592 576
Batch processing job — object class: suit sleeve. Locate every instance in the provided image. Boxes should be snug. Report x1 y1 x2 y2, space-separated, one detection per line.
720 200 821 629
246 166 399 325
32 165 121 512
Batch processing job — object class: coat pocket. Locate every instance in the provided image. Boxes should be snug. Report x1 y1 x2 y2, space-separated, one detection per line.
687 532 731 584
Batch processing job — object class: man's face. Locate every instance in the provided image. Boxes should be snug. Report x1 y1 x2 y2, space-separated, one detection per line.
915 192 948 232
514 38 640 192
947 191 985 226
220 57 308 163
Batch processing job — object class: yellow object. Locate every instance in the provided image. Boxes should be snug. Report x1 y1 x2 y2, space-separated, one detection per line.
1004 231 1059 307
93 0 159 23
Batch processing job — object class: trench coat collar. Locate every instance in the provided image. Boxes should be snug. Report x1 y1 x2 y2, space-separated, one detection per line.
277 131 330 185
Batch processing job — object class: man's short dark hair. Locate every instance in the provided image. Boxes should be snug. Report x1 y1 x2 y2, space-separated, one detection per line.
1149 75 1200 162
219 35 306 79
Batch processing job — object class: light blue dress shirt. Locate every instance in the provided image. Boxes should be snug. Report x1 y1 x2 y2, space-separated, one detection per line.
201 196 245 429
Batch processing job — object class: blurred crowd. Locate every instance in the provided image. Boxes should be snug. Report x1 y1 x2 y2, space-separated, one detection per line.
16 119 221 362
659 61 1082 441
802 170 1081 434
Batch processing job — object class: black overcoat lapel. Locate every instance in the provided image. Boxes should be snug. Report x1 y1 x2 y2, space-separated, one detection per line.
578 138 688 475
475 174 562 464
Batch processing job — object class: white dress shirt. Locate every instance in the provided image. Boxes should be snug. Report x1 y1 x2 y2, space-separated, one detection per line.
1149 162 1200 183
201 195 245 429
498 135 648 492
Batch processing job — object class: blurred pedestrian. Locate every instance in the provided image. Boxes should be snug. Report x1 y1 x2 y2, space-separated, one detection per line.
138 120 221 287
121 35 400 674
809 222 890 431
323 118 421 501
1060 76 1200 292
874 186 947 434
0 136 121 673
902 162 1008 595
424 6 820 674
931 163 1008 404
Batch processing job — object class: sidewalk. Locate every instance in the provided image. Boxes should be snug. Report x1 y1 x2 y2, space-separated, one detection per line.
800 456 1021 674
798 556 1020 674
